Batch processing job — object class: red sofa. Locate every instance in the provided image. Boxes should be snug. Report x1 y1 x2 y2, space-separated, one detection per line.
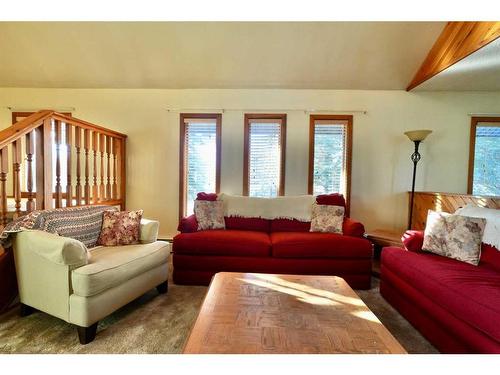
173 195 373 289
380 230 500 353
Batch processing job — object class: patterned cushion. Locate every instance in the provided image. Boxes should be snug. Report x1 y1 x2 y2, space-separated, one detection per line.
194 200 225 231
422 210 486 265
97 210 143 246
1 205 117 249
310 203 344 234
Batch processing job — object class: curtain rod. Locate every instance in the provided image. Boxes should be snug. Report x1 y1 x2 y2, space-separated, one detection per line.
468 113 500 117
165 108 367 114
6 106 76 112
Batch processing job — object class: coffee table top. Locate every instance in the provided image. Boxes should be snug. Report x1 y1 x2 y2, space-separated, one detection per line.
183 272 407 354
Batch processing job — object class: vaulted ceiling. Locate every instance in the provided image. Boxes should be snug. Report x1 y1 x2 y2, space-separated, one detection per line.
414 37 500 91
0 22 445 90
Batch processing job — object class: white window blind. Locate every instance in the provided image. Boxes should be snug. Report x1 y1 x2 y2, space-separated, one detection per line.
312 120 348 195
184 118 218 214
248 119 283 197
472 124 500 195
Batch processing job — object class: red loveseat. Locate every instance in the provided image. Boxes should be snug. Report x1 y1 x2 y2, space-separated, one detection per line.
380 230 500 353
172 194 373 289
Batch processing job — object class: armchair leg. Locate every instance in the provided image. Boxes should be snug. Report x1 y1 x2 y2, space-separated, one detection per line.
156 280 168 294
76 322 98 345
20 303 35 317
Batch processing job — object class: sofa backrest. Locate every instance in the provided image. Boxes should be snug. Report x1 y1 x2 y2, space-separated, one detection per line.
218 193 315 222
224 216 270 232
186 192 349 233
270 219 311 232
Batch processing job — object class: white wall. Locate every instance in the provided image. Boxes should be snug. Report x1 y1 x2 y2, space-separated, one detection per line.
1 88 499 238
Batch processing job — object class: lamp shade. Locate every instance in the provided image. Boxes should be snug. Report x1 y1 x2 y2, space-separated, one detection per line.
404 130 432 142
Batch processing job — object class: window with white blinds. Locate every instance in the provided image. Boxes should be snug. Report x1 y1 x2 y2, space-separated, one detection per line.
309 115 352 210
469 121 500 196
244 115 286 197
180 115 221 216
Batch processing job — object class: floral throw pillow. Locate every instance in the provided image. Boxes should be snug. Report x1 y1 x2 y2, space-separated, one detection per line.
422 210 486 265
194 200 225 231
310 203 344 234
97 210 143 246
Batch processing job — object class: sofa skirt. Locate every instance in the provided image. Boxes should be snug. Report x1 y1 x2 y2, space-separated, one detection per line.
173 254 372 289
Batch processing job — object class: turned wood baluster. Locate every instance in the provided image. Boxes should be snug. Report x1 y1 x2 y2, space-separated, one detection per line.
25 131 35 213
106 136 111 200
92 131 99 203
84 129 90 205
75 127 82 206
99 133 105 201
0 147 9 226
35 119 53 210
66 124 73 207
54 120 62 208
112 138 118 199
12 139 22 218
117 138 126 209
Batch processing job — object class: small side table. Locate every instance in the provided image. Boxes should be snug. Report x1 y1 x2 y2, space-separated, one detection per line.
366 229 404 277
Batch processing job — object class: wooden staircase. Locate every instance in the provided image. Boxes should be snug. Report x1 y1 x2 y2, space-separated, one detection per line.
0 110 127 313
0 110 127 227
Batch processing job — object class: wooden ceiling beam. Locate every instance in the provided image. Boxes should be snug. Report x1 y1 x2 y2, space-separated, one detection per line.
406 22 500 91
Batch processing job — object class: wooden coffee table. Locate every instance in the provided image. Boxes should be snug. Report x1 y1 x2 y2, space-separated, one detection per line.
183 272 406 354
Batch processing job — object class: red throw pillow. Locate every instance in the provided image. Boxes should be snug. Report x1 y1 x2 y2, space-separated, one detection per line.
97 210 143 246
196 192 218 201
316 193 346 207
402 230 424 252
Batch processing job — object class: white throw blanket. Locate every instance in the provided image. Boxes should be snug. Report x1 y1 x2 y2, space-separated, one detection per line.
218 193 315 222
455 205 500 250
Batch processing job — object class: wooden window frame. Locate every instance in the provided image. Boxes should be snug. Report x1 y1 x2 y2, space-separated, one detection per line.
179 113 222 219
308 114 353 216
243 114 287 197
467 116 500 195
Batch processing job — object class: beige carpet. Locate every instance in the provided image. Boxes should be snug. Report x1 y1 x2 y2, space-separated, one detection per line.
0 274 438 354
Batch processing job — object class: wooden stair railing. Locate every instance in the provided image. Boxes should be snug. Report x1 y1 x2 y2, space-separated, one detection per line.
0 110 127 230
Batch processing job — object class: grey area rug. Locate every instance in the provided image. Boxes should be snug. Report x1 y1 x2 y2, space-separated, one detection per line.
0 273 438 354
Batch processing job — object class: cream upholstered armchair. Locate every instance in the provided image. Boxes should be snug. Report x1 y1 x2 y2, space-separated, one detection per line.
13 219 170 344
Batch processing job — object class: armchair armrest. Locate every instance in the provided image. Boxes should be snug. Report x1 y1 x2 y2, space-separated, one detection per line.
140 218 160 243
342 217 365 238
402 230 424 252
14 230 88 267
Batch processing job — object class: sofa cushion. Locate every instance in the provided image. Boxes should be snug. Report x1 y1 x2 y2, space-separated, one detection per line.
270 232 372 258
225 217 270 232
382 247 500 343
173 230 271 257
270 219 310 232
71 241 170 297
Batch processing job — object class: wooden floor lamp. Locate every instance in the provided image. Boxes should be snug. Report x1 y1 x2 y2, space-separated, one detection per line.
405 130 432 229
